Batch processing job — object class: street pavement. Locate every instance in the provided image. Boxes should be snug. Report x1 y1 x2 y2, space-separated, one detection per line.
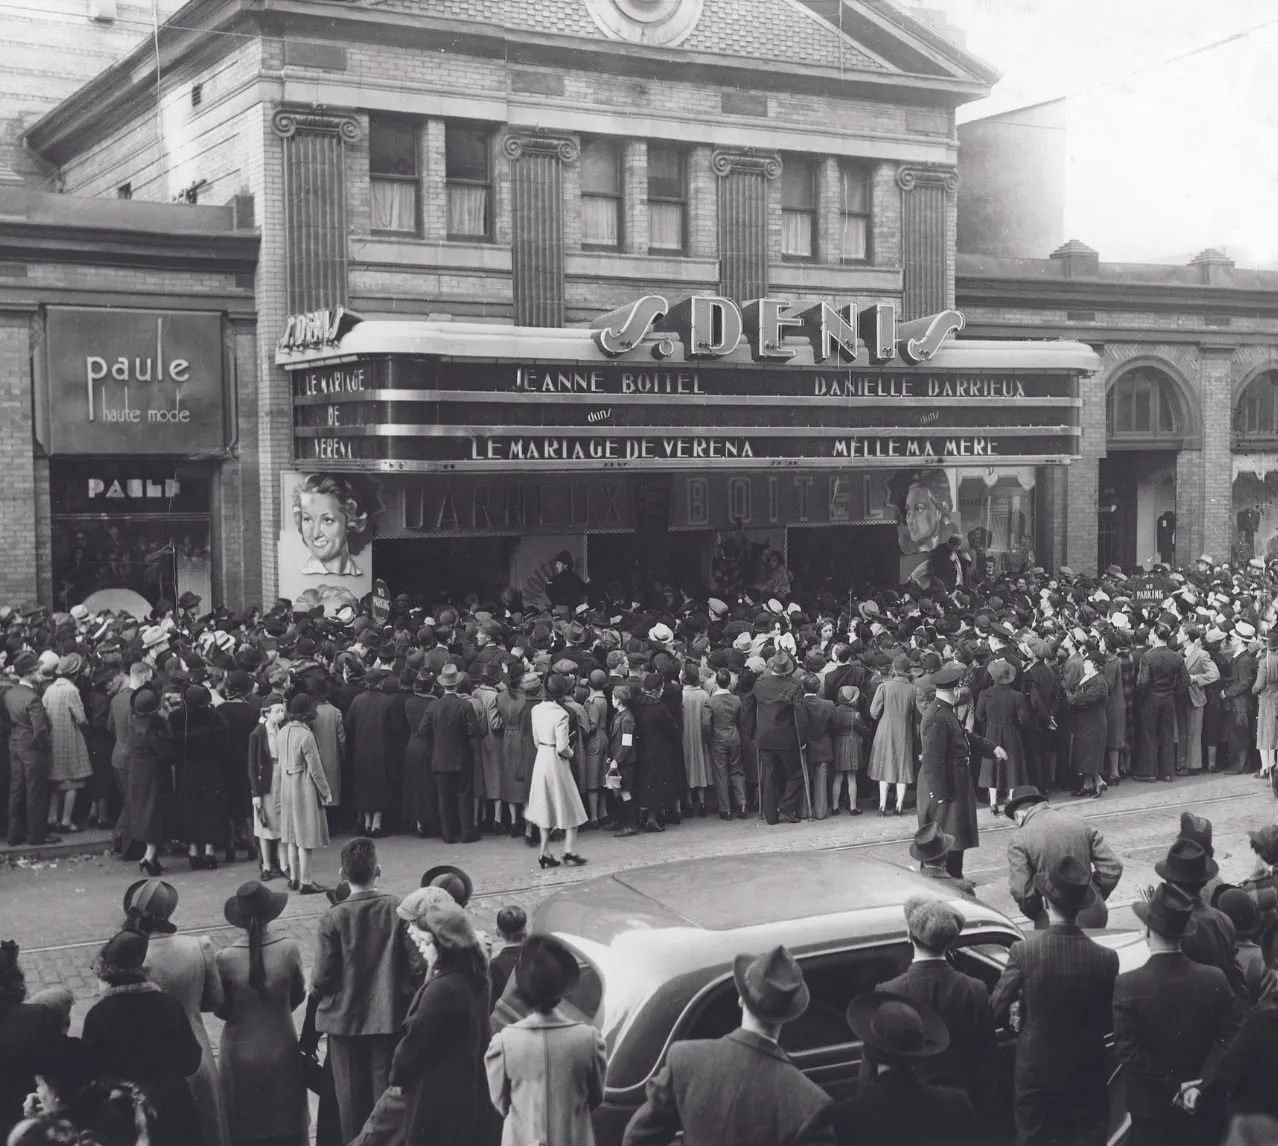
3 770 1275 1041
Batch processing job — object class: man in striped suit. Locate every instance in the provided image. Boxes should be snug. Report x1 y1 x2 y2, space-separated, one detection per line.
991 856 1119 1146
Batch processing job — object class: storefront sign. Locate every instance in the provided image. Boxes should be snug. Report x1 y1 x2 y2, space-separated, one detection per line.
670 471 887 530
277 307 361 354
392 475 637 535
43 308 225 456
590 295 965 365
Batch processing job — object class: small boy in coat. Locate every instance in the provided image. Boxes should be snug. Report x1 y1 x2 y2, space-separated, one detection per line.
800 675 836 820
607 686 638 838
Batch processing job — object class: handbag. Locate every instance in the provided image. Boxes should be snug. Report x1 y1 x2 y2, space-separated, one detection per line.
298 1047 329 1096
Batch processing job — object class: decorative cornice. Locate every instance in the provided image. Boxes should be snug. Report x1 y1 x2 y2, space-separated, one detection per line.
0 220 259 278
271 108 362 142
502 130 579 162
710 148 782 179
896 164 958 193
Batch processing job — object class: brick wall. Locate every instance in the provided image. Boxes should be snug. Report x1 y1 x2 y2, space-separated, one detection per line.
0 312 37 600
1065 366 1105 574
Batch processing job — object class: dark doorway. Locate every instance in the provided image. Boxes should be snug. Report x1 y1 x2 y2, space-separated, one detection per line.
1098 450 1178 571
788 524 899 594
372 536 517 601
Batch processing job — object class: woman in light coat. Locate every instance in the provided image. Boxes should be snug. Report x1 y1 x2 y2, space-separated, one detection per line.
868 655 918 815
276 693 333 894
43 653 93 833
678 664 712 818
1253 629 1278 778
125 878 231 1146
309 678 345 815
486 935 606 1146
525 674 588 869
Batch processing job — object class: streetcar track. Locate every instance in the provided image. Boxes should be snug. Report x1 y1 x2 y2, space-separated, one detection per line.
18 786 1266 955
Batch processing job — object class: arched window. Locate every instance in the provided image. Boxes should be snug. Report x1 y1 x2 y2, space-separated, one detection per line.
1234 370 1278 443
1106 367 1183 443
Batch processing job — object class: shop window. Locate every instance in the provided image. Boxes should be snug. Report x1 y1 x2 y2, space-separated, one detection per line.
581 138 623 249
781 156 817 260
647 143 686 254
956 468 1036 580
1105 368 1182 441
370 117 419 233
1234 370 1278 443
445 125 492 240
839 162 871 263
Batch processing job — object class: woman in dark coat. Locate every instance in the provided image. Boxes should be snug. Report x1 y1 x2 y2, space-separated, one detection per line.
390 901 493 1146
342 671 396 836
630 673 682 832
383 673 412 829
402 672 438 837
1067 645 1110 798
974 658 1029 814
218 670 261 865
495 671 533 835
171 685 230 868
81 928 205 1146
83 666 118 829
125 686 171 877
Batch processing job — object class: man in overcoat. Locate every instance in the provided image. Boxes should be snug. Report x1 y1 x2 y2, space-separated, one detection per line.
418 664 480 844
990 856 1119 1146
1221 623 1257 773
1113 882 1242 1146
1004 786 1123 929
2 651 54 846
744 653 810 825
917 663 1004 878
623 946 835 1146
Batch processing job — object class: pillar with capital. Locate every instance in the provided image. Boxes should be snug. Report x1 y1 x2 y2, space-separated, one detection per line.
896 164 958 320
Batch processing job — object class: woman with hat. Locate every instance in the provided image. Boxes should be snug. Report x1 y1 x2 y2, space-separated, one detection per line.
1252 627 1278 781
276 694 333 894
42 653 93 836
525 674 588 868
171 685 231 870
81 929 205 1146
214 882 308 1146
125 878 230 1146
247 695 287 883
484 935 606 1146
496 669 537 841
389 901 492 1146
1065 640 1109 798
834 991 974 1143
869 654 919 816
974 658 1029 816
123 686 171 878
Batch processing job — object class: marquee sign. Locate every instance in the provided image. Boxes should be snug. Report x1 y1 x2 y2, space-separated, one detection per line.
282 300 1092 472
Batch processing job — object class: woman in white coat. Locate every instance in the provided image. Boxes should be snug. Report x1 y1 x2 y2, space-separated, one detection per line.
525 674 588 869
124 877 231 1146
486 935 606 1146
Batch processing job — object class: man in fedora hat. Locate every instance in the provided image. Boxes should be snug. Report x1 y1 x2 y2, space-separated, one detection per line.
743 652 810 825
833 991 976 1146
416 664 480 844
4 650 55 847
1004 786 1122 930
1113 883 1242 1146
623 946 835 1146
880 896 997 1114
909 823 975 897
990 856 1119 1146
1155 839 1248 1001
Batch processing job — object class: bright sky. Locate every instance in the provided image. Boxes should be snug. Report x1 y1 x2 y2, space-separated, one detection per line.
911 0 1278 265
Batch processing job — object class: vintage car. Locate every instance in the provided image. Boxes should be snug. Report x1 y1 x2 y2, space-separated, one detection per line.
529 850 1149 1146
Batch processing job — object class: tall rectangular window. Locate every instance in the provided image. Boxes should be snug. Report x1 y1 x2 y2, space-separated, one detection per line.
781 156 816 260
647 143 685 254
581 138 622 249
839 163 871 262
369 117 419 233
445 125 492 240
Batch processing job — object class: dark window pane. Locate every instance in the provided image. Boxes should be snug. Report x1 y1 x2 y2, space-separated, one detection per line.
1158 381 1177 433
581 139 621 194
648 144 684 199
446 127 490 181
782 158 815 209
369 118 417 177
1133 381 1151 432
840 164 869 213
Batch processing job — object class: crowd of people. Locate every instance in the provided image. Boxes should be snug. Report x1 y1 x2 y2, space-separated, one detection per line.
1 552 1276 881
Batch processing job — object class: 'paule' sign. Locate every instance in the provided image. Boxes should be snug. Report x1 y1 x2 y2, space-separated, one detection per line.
43 308 226 457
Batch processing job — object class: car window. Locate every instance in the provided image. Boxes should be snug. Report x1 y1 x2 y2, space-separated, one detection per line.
948 936 1017 994
684 942 913 1053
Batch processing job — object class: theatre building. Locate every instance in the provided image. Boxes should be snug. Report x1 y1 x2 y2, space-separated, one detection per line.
958 243 1278 575
24 0 1065 603
274 300 1094 603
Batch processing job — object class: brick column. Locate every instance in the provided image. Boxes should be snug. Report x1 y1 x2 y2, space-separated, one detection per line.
818 156 840 266
1199 345 1237 563
687 145 717 259
422 119 447 240
0 311 37 601
623 141 648 255
871 160 900 271
1065 365 1106 574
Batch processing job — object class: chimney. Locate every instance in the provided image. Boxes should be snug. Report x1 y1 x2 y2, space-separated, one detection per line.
1049 239 1099 278
1190 248 1235 287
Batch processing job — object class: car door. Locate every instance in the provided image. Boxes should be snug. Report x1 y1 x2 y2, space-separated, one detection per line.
948 929 1131 1146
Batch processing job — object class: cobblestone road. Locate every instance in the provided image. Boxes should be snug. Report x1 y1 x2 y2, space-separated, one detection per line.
3 771 1274 1042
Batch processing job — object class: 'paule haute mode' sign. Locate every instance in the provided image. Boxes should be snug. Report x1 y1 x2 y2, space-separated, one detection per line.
43 308 226 457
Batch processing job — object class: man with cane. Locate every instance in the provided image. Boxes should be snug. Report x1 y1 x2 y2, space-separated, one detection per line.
745 651 810 824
